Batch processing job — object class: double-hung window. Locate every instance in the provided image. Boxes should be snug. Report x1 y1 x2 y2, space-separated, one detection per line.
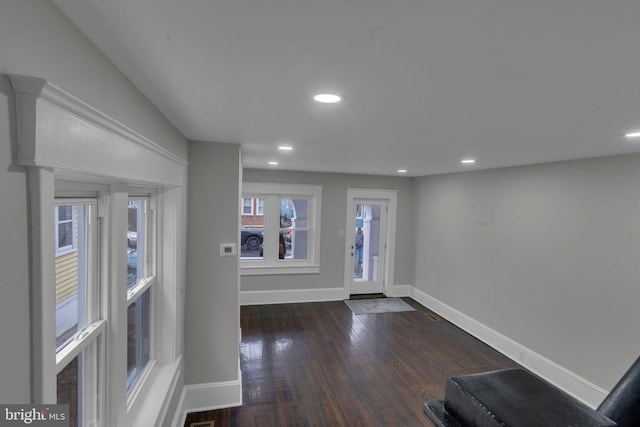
55 199 104 427
240 183 322 275
126 197 153 393
14 74 185 427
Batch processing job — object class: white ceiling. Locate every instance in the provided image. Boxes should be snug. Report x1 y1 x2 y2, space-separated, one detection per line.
53 0 640 177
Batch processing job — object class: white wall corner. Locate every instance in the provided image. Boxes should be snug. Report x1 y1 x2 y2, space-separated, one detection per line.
173 367 243 427
410 287 609 408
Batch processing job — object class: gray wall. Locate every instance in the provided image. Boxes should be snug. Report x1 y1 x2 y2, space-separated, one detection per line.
413 154 640 390
242 169 415 292
185 141 241 384
0 0 187 404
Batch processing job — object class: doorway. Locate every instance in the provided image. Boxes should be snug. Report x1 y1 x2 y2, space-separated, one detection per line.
344 188 398 298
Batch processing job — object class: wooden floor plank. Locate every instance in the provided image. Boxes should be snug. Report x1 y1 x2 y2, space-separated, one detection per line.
184 298 518 426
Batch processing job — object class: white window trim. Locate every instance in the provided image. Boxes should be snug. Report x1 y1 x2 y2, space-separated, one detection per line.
11 74 186 427
241 183 322 275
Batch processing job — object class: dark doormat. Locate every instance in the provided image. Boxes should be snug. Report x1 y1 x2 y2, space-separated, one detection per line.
349 293 386 300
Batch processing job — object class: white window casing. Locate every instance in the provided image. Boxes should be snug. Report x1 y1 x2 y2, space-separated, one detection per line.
10 74 186 427
241 182 322 275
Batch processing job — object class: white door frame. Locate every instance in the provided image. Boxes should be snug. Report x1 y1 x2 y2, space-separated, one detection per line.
344 188 398 298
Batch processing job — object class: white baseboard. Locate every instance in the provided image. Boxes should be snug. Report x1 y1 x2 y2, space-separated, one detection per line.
386 284 413 297
240 285 416 305
240 287 344 305
173 365 242 427
410 287 609 408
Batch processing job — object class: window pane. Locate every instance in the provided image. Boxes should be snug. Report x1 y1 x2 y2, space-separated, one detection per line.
293 218 309 229
241 198 264 259
56 204 88 350
286 230 308 260
240 229 264 259
128 288 151 391
279 198 294 227
280 198 308 228
127 200 145 289
57 354 80 427
279 198 309 260
242 198 252 214
257 198 264 215
58 221 73 248
58 205 73 221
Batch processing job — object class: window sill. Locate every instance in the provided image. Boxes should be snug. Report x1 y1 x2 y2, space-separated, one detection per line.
241 264 320 276
127 357 183 427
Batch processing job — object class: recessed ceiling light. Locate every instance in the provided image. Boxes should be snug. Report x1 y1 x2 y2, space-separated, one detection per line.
268 161 278 165
397 169 408 174
625 132 640 138
461 159 476 164
313 93 342 103
278 145 294 151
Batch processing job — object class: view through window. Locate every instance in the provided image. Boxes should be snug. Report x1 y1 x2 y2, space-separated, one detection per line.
240 183 322 274
126 199 152 392
55 201 100 427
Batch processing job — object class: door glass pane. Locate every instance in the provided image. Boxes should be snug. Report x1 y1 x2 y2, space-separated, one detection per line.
354 204 381 281
55 204 88 350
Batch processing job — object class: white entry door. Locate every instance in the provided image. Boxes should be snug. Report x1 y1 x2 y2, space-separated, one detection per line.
344 188 397 297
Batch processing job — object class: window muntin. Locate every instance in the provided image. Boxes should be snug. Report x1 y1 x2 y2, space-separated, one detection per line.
240 184 321 274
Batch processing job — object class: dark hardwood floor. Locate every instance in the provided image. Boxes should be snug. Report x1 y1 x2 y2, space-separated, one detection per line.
184 298 519 426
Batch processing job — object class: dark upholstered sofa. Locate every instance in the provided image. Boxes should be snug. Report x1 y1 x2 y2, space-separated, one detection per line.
424 356 640 427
